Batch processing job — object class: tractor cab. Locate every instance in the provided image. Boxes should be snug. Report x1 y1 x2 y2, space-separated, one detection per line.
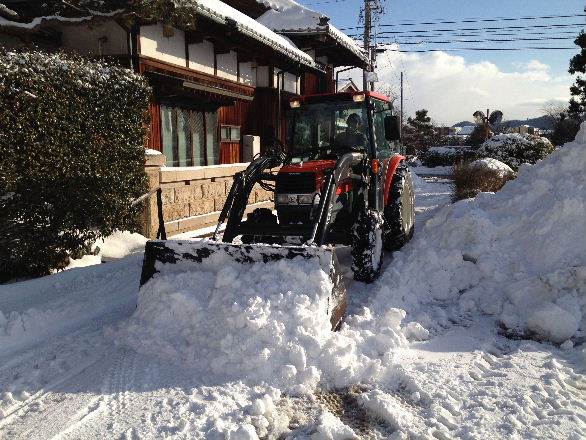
286 91 402 162
275 92 402 233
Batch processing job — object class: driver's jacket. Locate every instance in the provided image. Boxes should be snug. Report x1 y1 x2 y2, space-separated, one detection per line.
334 130 366 150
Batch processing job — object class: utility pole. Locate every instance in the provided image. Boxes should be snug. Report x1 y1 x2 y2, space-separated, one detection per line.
370 49 376 91
362 0 371 91
400 71 404 129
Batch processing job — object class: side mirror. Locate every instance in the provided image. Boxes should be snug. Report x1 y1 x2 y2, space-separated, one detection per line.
384 115 401 141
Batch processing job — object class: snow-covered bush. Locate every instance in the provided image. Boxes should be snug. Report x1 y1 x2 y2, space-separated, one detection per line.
419 146 476 167
0 50 151 280
476 133 554 170
452 158 515 200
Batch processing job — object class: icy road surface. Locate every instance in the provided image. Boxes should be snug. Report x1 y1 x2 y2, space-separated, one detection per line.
0 169 584 439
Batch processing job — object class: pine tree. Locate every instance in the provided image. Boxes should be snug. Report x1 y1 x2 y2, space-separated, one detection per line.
402 109 436 153
407 109 434 135
568 31 586 120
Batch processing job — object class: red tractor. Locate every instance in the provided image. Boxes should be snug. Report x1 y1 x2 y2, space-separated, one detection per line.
140 91 415 330
215 90 415 282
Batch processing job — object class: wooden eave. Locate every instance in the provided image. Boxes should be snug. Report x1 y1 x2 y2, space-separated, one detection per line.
184 15 319 75
139 56 255 106
280 31 368 69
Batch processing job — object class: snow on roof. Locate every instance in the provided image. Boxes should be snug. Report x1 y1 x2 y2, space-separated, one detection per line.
0 0 316 69
195 0 316 68
0 8 123 31
256 0 366 62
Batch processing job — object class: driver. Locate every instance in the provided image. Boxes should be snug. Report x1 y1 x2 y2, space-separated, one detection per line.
334 113 366 150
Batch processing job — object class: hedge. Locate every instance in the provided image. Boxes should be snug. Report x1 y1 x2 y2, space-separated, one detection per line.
419 146 477 167
476 134 555 170
0 50 151 280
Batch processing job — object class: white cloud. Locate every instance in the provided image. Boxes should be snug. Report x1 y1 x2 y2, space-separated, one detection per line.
341 47 573 125
513 59 550 72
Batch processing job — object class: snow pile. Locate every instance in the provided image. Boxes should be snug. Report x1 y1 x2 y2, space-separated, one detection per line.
66 231 147 269
372 124 586 344
95 231 148 261
311 411 357 439
145 148 162 156
115 243 407 394
469 157 514 178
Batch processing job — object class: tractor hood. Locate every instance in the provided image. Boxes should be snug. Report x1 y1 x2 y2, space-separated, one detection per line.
279 160 337 174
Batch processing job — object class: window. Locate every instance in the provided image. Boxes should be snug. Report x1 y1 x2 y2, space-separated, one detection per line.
205 111 219 166
373 99 394 157
161 105 218 167
287 101 370 159
220 125 241 142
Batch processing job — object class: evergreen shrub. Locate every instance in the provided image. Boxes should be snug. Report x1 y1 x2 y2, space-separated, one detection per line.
476 133 555 170
0 50 151 280
420 146 477 167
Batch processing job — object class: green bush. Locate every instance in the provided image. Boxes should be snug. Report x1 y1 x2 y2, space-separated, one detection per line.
419 146 477 167
476 133 555 170
0 50 151 280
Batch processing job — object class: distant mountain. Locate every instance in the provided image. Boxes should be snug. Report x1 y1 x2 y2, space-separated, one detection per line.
504 116 553 130
453 121 474 127
452 116 554 130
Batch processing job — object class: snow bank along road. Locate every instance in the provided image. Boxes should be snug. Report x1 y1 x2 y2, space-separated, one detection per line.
1 131 585 439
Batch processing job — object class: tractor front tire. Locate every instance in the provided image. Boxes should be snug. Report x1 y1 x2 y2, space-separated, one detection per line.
384 163 415 251
351 209 384 283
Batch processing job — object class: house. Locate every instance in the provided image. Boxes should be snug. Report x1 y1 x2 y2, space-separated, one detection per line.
455 125 476 138
509 124 540 135
436 126 457 136
338 79 360 93
0 0 367 236
257 0 368 95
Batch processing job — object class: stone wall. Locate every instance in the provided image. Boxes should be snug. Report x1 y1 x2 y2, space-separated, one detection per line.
143 153 274 238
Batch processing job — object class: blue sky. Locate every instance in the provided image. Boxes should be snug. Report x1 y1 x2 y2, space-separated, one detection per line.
298 0 585 124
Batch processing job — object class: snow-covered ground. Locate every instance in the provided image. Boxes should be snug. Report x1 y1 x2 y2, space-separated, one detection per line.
0 131 585 439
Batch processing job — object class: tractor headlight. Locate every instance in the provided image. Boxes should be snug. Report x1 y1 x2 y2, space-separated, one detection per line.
297 194 313 205
277 194 289 204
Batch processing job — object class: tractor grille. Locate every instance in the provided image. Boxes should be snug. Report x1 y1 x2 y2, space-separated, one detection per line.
276 172 316 194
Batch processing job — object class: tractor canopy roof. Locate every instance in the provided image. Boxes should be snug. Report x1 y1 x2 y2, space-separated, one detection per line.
292 91 391 105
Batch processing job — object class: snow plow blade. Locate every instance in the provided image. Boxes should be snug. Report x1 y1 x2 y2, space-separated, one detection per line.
139 240 347 330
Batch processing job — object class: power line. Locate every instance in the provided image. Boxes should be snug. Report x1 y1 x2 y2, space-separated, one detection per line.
399 30 579 38
346 22 585 37
381 46 577 53
386 36 576 45
340 13 586 31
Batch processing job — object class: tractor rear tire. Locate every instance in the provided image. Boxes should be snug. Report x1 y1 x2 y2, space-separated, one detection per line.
351 209 384 283
384 163 415 251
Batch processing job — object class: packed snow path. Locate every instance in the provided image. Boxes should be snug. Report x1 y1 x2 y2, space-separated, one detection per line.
0 167 584 439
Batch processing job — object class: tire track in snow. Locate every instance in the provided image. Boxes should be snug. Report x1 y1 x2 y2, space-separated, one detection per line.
0 352 106 439
0 353 104 425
